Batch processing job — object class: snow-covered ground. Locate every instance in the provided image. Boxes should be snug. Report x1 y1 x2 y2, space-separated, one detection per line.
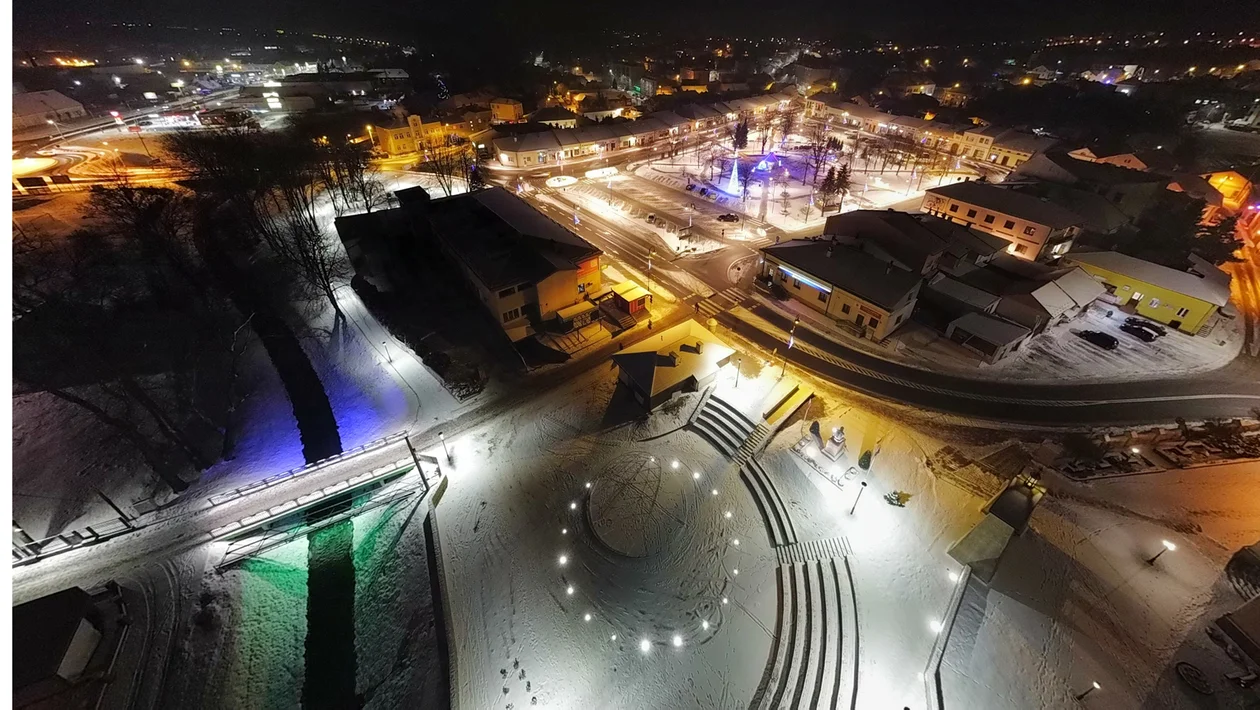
759 293 1243 385
637 149 974 233
431 342 976 709
942 461 1260 709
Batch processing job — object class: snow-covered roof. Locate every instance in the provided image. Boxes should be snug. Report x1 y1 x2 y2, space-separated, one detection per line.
12 90 83 118
950 311 1030 346
927 274 1001 311
1050 267 1107 309
1068 251 1232 307
612 321 734 398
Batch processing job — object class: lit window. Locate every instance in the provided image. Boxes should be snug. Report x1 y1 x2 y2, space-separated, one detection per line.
1176 307 1190 317
1023 226 1036 235
1003 219 1015 230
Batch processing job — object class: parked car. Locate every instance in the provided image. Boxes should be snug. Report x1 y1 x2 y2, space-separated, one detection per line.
1075 330 1119 350
646 213 656 223
698 187 709 196
1120 324 1158 342
685 183 696 191
717 213 740 222
1124 317 1166 337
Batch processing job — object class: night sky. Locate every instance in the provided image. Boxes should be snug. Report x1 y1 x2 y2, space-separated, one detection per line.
14 0 1260 48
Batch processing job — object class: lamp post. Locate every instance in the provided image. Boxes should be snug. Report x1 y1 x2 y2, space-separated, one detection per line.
46 119 65 142
734 356 742 388
1146 539 1176 565
439 431 450 462
782 317 799 378
849 481 868 515
1074 681 1101 701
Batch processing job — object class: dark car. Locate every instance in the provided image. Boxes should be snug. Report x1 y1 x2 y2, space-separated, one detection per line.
1075 330 1119 350
1120 324 1157 342
1124 317 1166 336
685 183 696 191
717 213 740 222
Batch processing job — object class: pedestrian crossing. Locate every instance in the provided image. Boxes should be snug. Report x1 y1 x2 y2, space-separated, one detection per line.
693 287 748 319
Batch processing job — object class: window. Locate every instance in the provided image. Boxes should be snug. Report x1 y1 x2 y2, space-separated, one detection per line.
1149 297 1160 308
966 209 977 218
948 204 959 213
817 290 827 302
1023 226 1036 235
502 307 521 323
1003 220 1015 230
895 314 904 325
841 303 851 314
497 286 516 298
868 318 881 331
983 214 995 224
1176 307 1190 317
1014 244 1029 254
792 278 802 288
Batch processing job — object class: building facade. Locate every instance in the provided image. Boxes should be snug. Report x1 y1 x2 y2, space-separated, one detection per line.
760 239 921 340
922 181 1083 261
1066 251 1231 334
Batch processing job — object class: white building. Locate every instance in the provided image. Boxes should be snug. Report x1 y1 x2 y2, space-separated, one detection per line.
12 90 87 131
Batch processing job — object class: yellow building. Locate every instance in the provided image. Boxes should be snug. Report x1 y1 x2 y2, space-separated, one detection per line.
1067 251 1231 334
370 115 451 156
760 239 922 341
412 186 603 342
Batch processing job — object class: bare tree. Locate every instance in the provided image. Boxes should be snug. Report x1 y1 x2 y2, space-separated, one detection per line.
418 133 474 197
758 107 779 154
778 108 798 148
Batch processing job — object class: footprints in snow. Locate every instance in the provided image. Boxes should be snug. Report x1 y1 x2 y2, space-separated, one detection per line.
499 657 537 707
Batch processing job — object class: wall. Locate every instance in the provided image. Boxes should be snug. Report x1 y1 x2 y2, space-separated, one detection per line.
763 257 916 340
1074 264 1217 333
922 195 1076 261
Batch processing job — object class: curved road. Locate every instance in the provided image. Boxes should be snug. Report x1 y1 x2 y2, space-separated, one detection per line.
723 301 1260 425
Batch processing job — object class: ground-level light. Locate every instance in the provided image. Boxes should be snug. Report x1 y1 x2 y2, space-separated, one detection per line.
558 554 568 566
672 634 683 648
929 619 944 634
640 638 652 653
1075 681 1101 700
724 511 732 519
566 585 575 595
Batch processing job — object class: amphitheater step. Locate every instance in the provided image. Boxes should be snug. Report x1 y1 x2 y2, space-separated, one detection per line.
746 459 798 546
739 466 793 548
750 558 854 710
692 414 739 457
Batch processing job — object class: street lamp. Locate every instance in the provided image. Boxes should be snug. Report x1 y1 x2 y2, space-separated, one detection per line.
1074 681 1101 701
849 481 868 515
782 317 799 377
46 119 65 141
1146 539 1176 565
439 431 450 462
734 356 742 388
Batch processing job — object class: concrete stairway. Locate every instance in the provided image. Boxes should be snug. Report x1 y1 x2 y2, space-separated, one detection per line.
691 394 757 458
750 555 859 710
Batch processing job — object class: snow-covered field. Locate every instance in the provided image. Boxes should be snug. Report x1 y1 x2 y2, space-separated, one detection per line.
942 462 1260 709
432 350 976 709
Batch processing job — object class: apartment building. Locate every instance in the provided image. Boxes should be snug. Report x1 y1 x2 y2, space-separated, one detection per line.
921 180 1084 260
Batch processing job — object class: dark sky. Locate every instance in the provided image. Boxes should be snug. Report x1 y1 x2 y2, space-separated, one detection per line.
14 0 1260 48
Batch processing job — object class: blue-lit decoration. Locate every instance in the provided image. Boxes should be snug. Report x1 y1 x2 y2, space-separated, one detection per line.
755 151 779 172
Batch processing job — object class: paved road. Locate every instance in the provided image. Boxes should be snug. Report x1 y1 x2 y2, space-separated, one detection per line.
518 163 1260 426
722 300 1260 425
